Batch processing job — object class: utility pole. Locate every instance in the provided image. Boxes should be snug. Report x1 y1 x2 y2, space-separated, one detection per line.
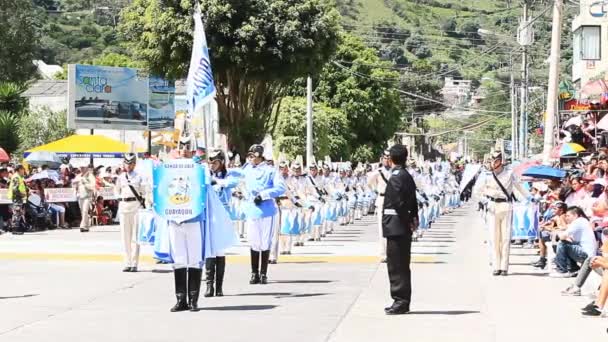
543 0 563 163
519 0 530 159
306 76 313 166
510 54 518 160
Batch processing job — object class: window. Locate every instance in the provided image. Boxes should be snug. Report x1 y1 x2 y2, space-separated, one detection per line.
574 26 601 61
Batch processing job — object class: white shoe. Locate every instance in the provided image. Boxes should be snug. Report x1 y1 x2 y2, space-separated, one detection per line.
549 271 576 278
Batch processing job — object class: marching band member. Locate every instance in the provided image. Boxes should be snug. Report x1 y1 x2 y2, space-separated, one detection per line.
321 163 338 235
205 149 243 297
368 150 392 262
241 144 286 284
306 161 326 241
278 161 301 255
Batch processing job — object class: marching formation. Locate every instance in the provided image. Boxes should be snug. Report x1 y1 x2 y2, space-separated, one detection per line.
119 144 466 312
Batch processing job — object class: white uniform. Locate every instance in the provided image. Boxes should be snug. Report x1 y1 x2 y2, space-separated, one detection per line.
368 167 391 259
476 166 529 272
76 173 95 229
114 170 144 269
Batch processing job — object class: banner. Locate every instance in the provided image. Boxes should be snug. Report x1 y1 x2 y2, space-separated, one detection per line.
152 160 206 223
186 10 216 117
0 189 10 204
97 187 116 200
511 202 539 240
45 188 77 203
68 64 175 131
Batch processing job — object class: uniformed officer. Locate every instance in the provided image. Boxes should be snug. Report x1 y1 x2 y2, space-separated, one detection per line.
114 154 144 272
476 151 529 276
241 144 286 284
76 166 95 233
368 150 392 262
382 144 418 315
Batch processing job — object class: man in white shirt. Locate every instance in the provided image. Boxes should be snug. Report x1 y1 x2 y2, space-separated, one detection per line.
114 153 145 272
551 206 597 278
368 150 392 262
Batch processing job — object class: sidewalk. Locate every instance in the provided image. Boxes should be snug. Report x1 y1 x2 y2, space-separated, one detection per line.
328 206 607 342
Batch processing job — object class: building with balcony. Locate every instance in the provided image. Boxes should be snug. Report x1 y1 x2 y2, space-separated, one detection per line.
441 77 472 106
572 0 608 88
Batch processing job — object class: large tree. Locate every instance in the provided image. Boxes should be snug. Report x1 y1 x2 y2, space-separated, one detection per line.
0 0 40 83
274 97 349 161
120 0 341 152
312 34 403 159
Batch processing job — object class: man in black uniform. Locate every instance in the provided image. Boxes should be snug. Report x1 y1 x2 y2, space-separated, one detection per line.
382 144 418 315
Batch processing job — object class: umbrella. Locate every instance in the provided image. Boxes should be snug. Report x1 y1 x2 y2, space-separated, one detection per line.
522 165 567 180
550 143 585 158
512 160 540 177
563 115 583 128
0 147 9 162
25 151 62 168
27 170 61 183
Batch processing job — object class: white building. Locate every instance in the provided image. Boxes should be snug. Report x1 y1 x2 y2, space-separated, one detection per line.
572 0 607 88
441 77 472 107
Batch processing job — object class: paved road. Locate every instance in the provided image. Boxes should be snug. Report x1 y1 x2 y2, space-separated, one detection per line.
0 205 606 341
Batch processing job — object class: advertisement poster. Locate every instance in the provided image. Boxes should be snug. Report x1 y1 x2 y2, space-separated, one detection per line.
45 188 77 203
148 77 176 130
152 160 206 223
69 64 149 130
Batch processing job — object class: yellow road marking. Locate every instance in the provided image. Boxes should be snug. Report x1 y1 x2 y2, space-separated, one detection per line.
0 253 436 264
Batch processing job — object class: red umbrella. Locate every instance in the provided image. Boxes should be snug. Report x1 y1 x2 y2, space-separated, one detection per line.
0 148 9 162
513 160 540 177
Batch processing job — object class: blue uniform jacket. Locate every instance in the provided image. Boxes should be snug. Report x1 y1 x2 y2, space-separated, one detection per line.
241 162 286 219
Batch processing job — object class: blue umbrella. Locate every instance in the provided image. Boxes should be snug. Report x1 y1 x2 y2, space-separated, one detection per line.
522 165 566 180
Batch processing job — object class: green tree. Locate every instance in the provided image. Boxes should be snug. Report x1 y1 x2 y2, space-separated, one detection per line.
0 111 20 155
17 108 74 155
120 0 342 152
313 34 402 158
0 0 40 82
274 97 349 161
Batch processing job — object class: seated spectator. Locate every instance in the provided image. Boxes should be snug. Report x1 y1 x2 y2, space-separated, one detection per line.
550 206 598 278
562 228 608 297
533 202 568 269
95 196 113 225
565 176 588 207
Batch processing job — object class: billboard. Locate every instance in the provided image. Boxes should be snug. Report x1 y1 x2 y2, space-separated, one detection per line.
68 64 175 131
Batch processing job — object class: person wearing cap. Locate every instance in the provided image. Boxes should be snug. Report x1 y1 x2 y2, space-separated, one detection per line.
76 165 96 233
241 144 286 284
205 148 243 297
321 163 338 235
290 161 310 247
114 153 145 272
277 160 300 256
382 144 418 315
368 150 392 262
476 151 530 276
306 162 326 241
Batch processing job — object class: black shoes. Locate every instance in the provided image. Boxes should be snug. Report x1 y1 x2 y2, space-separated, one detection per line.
250 273 261 284
531 258 547 269
385 301 410 315
188 268 202 311
260 274 268 284
500 270 508 276
171 268 189 312
582 305 602 317
122 267 137 272
492 270 501 276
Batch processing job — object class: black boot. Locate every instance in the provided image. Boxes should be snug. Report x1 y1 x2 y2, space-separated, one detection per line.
260 250 270 284
204 258 216 297
188 268 202 312
250 249 260 284
215 256 225 296
170 268 189 312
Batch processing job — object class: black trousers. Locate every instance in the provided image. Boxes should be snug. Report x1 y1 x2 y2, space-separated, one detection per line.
386 235 412 305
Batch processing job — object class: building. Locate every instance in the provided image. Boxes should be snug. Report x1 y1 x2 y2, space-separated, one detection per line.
572 0 608 88
441 77 472 107
22 80 68 113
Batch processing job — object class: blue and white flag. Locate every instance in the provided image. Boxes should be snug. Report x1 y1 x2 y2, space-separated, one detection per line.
186 9 216 118
152 160 207 223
